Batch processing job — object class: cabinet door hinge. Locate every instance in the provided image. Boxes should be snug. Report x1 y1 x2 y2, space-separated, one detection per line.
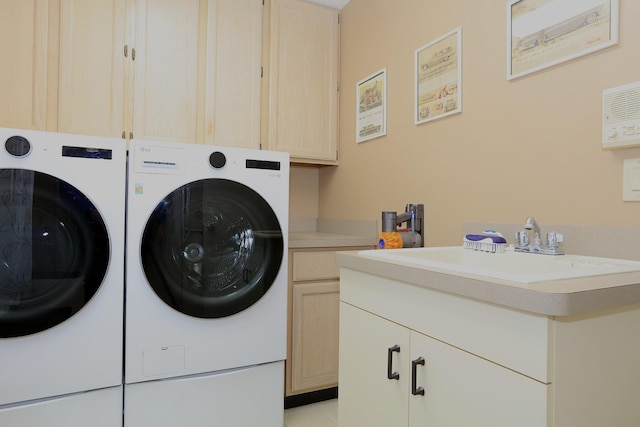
122 131 126 139
337 81 341 92
261 66 263 78
131 48 136 61
124 44 128 58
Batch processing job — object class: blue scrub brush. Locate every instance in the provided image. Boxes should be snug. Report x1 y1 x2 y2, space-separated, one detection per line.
463 230 507 253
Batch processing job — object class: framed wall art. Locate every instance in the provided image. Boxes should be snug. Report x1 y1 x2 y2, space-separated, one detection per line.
507 0 619 80
356 68 387 143
415 27 462 125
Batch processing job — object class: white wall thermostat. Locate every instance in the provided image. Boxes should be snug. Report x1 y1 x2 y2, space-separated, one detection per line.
602 81 640 150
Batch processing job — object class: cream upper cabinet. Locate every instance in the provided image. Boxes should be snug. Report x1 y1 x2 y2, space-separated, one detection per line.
58 0 126 137
268 0 339 164
203 0 262 148
129 0 200 143
130 0 262 146
0 0 128 137
0 0 262 148
0 0 52 131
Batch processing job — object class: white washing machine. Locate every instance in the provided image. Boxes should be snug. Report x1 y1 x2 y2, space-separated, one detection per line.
0 128 125 426
124 140 289 426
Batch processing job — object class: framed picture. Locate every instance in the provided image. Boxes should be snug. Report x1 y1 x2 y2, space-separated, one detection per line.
415 27 462 125
507 0 619 80
356 68 387 143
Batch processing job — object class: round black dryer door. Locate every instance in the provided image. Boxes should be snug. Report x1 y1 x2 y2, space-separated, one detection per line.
0 169 110 338
140 178 284 318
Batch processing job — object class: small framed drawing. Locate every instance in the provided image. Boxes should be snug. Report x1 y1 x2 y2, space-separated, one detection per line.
356 68 387 143
415 27 462 125
507 0 619 80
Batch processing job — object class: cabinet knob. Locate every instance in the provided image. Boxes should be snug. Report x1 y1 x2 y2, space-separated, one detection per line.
411 357 425 396
387 345 400 380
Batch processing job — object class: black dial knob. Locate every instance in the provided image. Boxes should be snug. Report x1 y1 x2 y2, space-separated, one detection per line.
5 136 31 157
209 151 226 169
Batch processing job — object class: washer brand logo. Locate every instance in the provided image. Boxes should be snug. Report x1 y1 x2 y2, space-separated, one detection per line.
139 146 151 153
135 183 143 194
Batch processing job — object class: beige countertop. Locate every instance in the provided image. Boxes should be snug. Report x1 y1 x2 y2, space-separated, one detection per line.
288 217 378 249
336 249 640 317
289 231 377 249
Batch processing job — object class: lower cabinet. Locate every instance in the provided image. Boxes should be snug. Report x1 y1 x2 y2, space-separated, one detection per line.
339 303 548 427
286 246 372 397
338 268 640 426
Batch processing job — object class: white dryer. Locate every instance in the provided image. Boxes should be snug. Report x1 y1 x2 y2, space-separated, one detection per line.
124 140 289 426
0 128 125 426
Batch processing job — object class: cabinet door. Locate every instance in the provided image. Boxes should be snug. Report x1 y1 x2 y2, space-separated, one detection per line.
58 0 126 137
339 302 410 427
409 330 549 427
131 0 200 143
203 0 262 148
269 0 339 163
131 0 261 146
289 280 339 394
0 0 51 130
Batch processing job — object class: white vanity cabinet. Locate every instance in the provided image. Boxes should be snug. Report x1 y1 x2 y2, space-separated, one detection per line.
339 280 548 427
338 267 640 427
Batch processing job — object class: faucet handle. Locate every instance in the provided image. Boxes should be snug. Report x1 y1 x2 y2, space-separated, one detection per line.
547 232 564 248
516 230 529 247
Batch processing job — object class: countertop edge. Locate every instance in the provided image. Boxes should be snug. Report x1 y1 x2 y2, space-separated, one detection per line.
335 251 640 317
289 232 377 249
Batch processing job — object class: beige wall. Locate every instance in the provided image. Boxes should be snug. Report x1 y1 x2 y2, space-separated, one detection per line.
290 166 320 218
318 0 640 246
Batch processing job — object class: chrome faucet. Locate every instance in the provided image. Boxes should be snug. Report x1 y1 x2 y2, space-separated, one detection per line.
515 216 564 255
524 216 541 246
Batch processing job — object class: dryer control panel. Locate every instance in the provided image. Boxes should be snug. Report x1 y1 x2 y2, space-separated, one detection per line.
133 143 186 174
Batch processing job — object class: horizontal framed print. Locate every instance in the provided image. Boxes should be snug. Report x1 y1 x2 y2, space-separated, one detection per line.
356 68 387 143
415 27 462 125
507 0 619 80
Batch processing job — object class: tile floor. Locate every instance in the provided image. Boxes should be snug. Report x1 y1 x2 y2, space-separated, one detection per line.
283 399 338 427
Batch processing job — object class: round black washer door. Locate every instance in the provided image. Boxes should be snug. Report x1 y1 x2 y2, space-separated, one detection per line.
141 178 284 318
0 169 110 338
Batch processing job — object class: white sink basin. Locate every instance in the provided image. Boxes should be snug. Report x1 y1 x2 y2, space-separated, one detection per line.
359 247 640 284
